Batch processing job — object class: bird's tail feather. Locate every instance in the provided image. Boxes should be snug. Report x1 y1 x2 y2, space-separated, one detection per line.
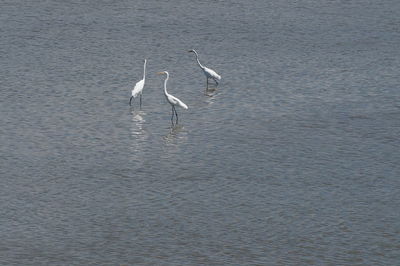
180 102 188 110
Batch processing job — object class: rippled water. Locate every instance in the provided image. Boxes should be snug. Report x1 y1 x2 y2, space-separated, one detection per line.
1 0 400 264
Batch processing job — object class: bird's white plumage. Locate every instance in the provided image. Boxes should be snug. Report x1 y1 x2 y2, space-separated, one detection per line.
203 67 221 80
132 79 144 97
159 71 188 109
167 94 188 110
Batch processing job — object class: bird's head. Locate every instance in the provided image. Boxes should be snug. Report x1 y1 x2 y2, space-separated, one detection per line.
157 71 169 76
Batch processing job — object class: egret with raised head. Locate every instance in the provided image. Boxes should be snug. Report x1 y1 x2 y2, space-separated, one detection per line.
130 59 147 108
157 71 188 125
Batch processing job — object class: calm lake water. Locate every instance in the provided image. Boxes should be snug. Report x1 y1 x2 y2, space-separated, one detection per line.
1 0 400 264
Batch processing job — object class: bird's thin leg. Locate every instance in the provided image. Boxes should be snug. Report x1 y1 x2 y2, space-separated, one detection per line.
171 106 175 125
206 78 209 90
139 94 142 109
174 106 178 124
213 78 219 86
129 96 134 107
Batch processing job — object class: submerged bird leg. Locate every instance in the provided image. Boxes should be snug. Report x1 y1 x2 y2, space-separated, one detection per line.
129 96 134 107
139 94 142 109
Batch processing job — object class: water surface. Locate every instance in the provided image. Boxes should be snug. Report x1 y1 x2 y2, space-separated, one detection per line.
1 0 400 264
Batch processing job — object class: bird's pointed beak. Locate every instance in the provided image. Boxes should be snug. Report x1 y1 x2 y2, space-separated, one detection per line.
188 50 193 53
156 72 164 75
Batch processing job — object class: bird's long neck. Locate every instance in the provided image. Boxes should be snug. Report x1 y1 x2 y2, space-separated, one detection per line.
163 74 169 96
193 51 204 69
143 60 147 81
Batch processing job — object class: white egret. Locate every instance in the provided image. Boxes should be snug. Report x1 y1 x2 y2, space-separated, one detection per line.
129 59 147 108
157 71 188 125
188 49 221 90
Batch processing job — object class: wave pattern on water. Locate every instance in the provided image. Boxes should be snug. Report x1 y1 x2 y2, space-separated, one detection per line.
1 0 400 265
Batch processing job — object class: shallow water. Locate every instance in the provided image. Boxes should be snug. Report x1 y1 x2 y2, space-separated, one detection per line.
1 0 400 264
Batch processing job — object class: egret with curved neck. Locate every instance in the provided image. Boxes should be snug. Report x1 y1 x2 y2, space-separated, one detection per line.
188 49 221 90
130 59 147 108
157 71 188 125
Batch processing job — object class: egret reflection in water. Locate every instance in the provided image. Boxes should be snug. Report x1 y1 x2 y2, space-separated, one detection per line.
164 124 187 145
130 110 149 159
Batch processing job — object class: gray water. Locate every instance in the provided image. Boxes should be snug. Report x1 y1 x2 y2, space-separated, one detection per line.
1 0 400 265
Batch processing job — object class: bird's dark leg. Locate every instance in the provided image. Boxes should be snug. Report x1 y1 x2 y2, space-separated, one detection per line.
171 106 175 125
213 78 219 86
139 94 142 109
129 96 134 107
206 78 209 90
174 106 178 124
